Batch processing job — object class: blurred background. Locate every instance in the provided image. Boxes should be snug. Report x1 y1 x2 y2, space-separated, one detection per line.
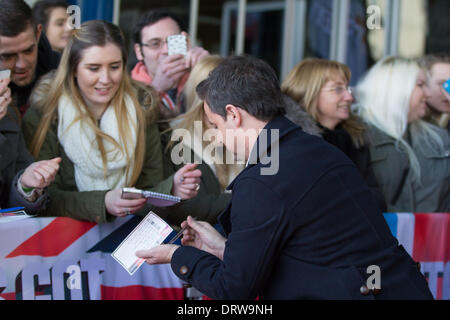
25 0 450 84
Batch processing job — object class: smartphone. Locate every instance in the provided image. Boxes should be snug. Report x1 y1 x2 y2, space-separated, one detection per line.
0 69 11 80
167 34 187 56
121 187 144 199
443 79 450 94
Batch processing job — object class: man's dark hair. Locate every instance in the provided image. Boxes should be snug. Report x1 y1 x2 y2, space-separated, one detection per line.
132 8 185 44
196 55 286 122
0 0 36 37
32 0 68 33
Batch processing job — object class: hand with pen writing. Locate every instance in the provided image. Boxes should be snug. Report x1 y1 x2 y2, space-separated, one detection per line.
180 216 226 260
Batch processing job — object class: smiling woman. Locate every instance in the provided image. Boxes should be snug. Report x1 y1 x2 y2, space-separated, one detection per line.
21 20 202 223
75 43 123 119
282 58 386 211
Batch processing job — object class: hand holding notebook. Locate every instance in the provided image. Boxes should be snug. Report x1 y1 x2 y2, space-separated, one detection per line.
121 187 181 207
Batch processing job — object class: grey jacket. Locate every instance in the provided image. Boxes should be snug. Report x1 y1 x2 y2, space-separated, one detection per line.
366 124 450 212
0 107 47 213
283 95 322 137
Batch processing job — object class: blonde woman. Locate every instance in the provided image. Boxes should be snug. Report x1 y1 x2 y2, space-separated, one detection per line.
156 55 245 226
282 58 386 211
22 20 201 223
353 56 450 212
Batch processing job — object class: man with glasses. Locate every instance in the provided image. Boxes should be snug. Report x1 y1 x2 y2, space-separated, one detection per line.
0 0 60 117
132 9 209 118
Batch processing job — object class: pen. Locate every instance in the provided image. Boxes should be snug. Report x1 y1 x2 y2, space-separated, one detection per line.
167 217 197 244
167 227 187 244
0 207 25 213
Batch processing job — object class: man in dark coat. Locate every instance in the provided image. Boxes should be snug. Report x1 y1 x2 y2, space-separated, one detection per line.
0 0 60 117
0 102 61 213
136 55 433 300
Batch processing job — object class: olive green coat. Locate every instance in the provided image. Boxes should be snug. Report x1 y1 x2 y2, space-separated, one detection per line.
22 106 174 223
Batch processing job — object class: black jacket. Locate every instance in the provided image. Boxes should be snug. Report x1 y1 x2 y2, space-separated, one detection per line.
171 116 433 300
320 124 387 211
0 107 46 212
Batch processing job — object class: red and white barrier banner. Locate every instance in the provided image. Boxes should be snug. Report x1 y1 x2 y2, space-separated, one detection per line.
1 213 448 300
0 216 185 300
384 213 450 300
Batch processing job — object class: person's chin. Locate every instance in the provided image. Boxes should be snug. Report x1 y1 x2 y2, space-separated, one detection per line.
12 75 34 87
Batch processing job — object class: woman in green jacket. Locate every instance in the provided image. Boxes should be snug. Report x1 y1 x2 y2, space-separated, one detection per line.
22 20 201 223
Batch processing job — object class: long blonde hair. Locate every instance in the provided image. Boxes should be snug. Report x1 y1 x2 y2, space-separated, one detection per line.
282 58 366 147
171 55 244 190
353 56 445 182
30 20 148 186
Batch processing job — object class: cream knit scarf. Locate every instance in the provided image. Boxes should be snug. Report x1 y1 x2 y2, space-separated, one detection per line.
57 95 137 191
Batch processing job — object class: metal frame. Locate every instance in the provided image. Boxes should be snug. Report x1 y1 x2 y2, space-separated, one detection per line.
189 0 200 47
281 0 307 80
113 0 121 25
384 0 401 57
329 0 350 63
220 1 286 56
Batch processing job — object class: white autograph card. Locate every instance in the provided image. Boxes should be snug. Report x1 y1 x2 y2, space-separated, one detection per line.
111 212 173 276
167 34 187 56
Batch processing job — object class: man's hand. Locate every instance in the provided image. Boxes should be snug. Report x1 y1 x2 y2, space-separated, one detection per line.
182 31 210 69
136 244 179 265
181 216 226 260
151 54 189 92
185 46 210 69
20 157 62 190
0 78 12 120
172 163 202 199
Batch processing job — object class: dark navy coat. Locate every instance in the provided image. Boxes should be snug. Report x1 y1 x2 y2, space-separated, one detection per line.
171 116 433 300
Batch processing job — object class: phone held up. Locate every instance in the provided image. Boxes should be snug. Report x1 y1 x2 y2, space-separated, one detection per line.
443 79 450 95
167 34 187 56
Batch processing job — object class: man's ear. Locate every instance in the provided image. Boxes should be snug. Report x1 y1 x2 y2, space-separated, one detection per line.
134 43 144 61
225 104 242 128
36 24 43 42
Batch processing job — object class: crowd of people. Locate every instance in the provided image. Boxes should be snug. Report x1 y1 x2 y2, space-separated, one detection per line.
0 0 449 300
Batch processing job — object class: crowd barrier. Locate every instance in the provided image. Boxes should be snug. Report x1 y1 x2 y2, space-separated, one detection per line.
0 213 448 300
0 216 184 300
383 213 450 300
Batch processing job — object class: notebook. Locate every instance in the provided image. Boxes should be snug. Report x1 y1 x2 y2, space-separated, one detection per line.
121 188 181 207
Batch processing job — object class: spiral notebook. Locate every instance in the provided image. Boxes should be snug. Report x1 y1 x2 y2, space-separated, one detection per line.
121 188 181 207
